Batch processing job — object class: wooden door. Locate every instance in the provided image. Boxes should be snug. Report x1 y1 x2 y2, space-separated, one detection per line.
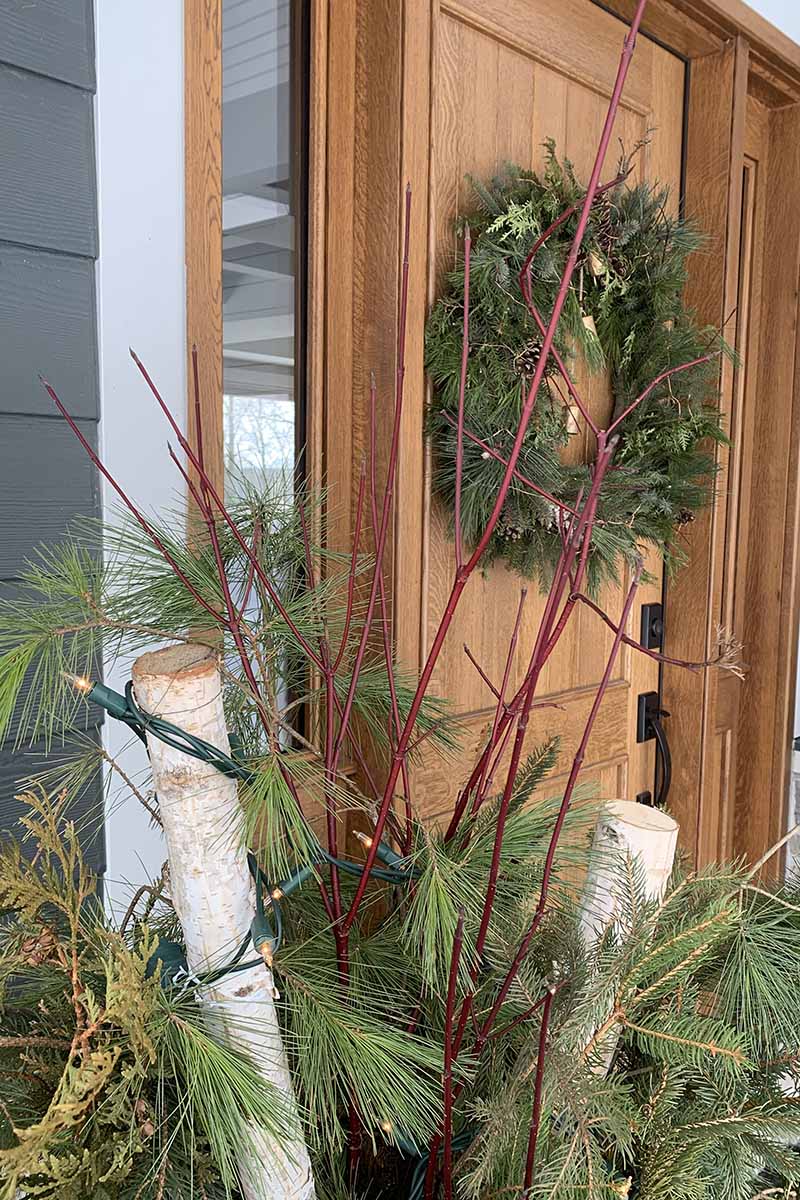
392 0 686 821
314 0 800 860
732 95 800 872
663 42 800 874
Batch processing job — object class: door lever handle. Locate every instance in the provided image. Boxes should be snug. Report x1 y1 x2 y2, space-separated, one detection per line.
636 691 672 808
649 707 672 808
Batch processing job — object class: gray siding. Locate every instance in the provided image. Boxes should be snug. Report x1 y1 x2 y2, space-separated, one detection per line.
0 1 104 877
0 67 97 256
0 245 99 418
0 0 94 88
0 731 106 875
0 417 100 577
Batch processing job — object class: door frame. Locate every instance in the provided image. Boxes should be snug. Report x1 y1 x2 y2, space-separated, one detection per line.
184 0 800 869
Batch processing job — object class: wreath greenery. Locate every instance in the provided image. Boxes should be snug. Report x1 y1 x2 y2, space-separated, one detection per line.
425 145 729 589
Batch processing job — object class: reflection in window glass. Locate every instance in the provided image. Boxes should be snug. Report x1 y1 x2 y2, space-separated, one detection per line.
223 394 295 492
222 0 300 497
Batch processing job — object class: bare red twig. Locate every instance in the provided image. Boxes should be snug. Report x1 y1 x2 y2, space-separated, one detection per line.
442 909 465 1200
522 987 556 1196
517 168 630 360
332 460 367 673
185 350 275 738
368 372 414 852
329 187 412 784
475 562 642 1050
572 590 704 672
488 981 567 1042
606 351 720 435
294 493 346 914
475 588 527 805
424 562 643 1182
236 516 262 621
41 377 226 627
450 437 616 1058
522 296 598 437
463 644 501 701
129 348 326 671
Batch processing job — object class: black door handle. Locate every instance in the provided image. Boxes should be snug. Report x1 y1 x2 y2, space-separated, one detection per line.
650 707 672 808
636 691 672 808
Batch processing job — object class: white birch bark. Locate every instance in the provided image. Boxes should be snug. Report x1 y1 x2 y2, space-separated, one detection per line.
579 800 679 946
578 800 679 1072
132 644 315 1200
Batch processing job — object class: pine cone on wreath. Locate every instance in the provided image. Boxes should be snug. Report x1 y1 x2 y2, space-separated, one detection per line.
589 192 628 277
500 521 525 543
513 339 553 380
592 192 616 249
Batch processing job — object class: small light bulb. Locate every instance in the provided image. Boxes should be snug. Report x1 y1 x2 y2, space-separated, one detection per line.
270 887 284 902
354 830 373 850
64 672 92 692
379 1119 393 1135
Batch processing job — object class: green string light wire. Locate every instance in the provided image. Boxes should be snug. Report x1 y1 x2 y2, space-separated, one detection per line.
79 678 418 965
405 1130 476 1200
81 677 450 1188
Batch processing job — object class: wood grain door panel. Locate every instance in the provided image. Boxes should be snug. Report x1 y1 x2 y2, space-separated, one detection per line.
663 49 800 873
731 95 800 871
402 0 685 821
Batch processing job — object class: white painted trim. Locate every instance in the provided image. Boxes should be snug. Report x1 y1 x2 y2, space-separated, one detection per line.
94 0 186 911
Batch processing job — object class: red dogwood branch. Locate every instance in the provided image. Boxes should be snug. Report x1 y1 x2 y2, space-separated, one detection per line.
425 563 643 1185
129 348 326 671
488 981 567 1042
368 372 414 852
522 986 556 1196
606 351 720 435
571 590 704 672
475 562 642 1048
41 377 227 628
441 909 465 1200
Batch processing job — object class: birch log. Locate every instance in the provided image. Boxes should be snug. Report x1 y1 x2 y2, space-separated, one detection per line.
579 801 679 945
578 800 679 1072
132 644 315 1200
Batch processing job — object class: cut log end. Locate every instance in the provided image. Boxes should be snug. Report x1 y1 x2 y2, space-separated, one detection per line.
600 800 678 836
132 641 217 683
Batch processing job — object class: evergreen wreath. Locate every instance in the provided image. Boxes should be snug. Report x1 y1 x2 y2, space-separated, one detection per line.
425 144 729 588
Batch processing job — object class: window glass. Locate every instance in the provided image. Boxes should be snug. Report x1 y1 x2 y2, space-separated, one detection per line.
222 0 303 496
